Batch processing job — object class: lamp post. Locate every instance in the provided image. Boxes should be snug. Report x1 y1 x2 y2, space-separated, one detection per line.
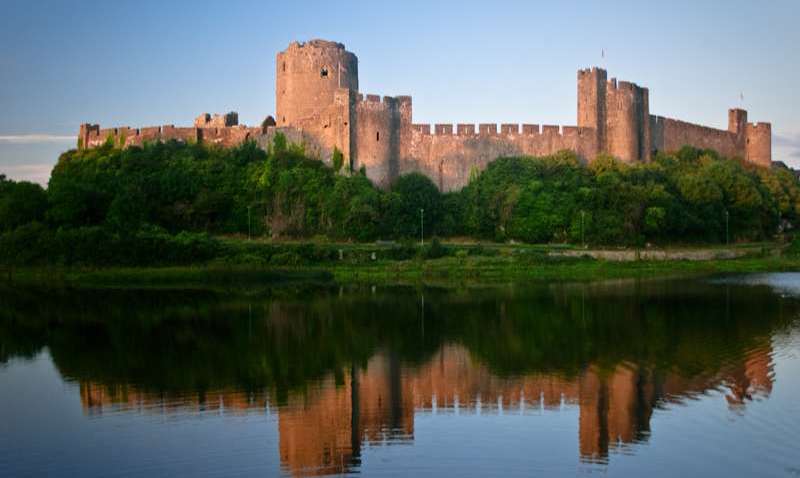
580 210 586 248
724 210 729 245
420 208 424 246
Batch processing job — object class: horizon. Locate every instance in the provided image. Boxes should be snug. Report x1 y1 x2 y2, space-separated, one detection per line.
1 0 799 184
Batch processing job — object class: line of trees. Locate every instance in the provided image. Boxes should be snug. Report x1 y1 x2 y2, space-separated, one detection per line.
1 135 799 267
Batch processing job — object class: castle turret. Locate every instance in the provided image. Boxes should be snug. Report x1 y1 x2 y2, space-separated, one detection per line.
276 40 359 127
577 67 607 159
78 123 99 150
578 68 650 162
728 108 748 137
604 79 650 162
745 122 771 167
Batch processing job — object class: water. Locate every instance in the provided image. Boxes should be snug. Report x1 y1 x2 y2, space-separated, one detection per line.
2 275 800 477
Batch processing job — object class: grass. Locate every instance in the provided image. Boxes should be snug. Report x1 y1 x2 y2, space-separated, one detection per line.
4 244 800 291
4 266 333 292
329 253 800 285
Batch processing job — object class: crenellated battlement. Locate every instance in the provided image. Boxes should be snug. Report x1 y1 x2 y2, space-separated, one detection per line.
457 124 475 136
287 39 346 51
355 93 409 111
412 124 431 135
578 66 606 77
612 80 640 92
79 118 263 150
412 122 594 141
501 124 519 135
434 124 454 135
78 40 773 193
194 112 238 128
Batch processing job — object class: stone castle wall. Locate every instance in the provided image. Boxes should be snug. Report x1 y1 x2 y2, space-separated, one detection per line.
77 39 773 192
401 122 597 191
650 115 741 159
79 123 263 150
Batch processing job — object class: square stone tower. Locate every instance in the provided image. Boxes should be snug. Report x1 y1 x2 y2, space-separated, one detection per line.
577 67 650 162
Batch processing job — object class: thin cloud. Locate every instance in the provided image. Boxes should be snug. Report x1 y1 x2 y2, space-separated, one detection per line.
0 134 75 143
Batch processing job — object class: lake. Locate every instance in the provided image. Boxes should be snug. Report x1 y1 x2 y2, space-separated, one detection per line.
2 274 800 477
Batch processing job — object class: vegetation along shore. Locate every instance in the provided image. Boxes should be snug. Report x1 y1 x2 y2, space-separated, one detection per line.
2 134 799 288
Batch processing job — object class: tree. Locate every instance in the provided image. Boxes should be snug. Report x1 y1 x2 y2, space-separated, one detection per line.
382 173 442 239
0 177 48 232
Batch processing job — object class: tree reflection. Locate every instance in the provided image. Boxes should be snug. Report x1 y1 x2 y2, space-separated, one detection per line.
0 278 791 474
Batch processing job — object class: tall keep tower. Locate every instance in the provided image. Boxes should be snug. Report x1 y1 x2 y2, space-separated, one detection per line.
276 40 359 127
578 67 650 162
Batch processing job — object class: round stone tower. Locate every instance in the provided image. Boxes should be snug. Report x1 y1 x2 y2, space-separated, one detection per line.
276 39 359 127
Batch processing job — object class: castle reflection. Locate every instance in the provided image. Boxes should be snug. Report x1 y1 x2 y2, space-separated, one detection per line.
2 279 787 476
78 340 773 475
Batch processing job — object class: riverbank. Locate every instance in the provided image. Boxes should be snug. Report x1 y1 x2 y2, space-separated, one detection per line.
3 241 798 290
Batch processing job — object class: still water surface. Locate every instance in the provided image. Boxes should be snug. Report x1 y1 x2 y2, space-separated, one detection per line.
2 275 800 477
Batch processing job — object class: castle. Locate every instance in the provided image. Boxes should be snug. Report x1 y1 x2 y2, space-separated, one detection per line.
79 342 773 474
79 39 772 192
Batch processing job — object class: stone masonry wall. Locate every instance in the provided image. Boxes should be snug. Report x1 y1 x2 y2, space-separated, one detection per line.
649 108 770 164
604 79 650 162
401 124 597 192
746 123 772 167
77 40 774 193
354 94 401 188
79 123 263 150
650 116 742 159
276 40 358 127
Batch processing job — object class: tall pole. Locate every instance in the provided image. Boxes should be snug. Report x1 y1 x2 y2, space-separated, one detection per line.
420 208 424 246
580 210 585 248
725 210 729 245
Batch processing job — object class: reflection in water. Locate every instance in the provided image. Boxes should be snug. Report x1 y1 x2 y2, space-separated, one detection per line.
74 342 774 475
0 277 794 476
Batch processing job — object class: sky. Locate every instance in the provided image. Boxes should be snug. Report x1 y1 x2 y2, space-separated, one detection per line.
1 0 799 185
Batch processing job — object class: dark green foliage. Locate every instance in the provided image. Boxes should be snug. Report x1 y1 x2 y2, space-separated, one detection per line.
0 225 221 268
459 149 800 245
423 237 450 259
382 173 443 239
0 175 48 232
0 279 790 398
331 147 344 173
323 174 381 241
2 142 800 270
0 222 53 269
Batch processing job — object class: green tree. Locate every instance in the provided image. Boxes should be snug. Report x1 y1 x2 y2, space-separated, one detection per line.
382 173 443 239
0 176 48 232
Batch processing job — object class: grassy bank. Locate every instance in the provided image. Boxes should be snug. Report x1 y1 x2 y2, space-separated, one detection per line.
3 240 799 290
330 253 800 285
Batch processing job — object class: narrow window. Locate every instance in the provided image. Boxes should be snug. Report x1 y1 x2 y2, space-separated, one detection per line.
320 67 328 78
376 131 380 141
282 62 286 72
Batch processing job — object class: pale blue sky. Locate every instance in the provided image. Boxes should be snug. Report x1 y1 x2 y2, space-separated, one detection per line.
1 0 798 184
